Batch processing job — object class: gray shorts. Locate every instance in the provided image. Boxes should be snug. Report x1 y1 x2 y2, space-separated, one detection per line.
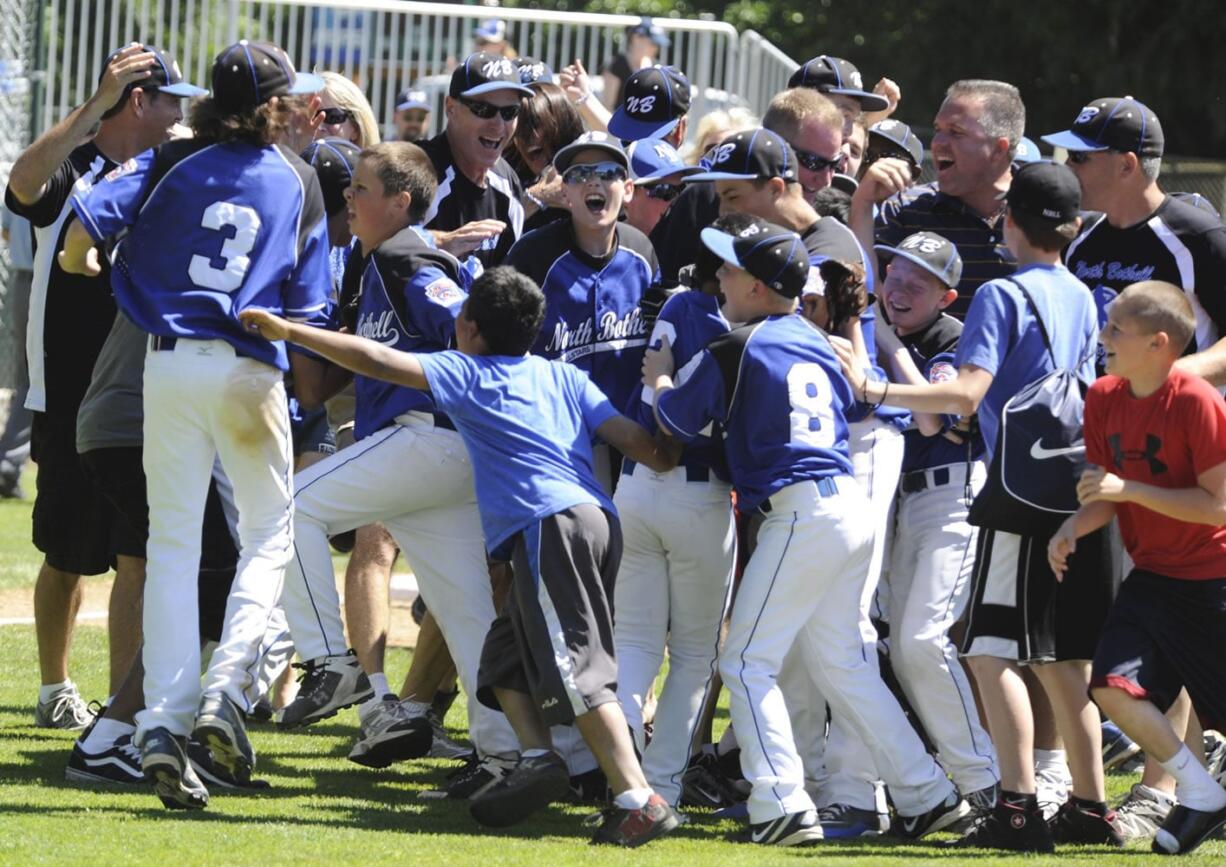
476 503 622 727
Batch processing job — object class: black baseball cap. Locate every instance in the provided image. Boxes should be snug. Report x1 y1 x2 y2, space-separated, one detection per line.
515 57 554 85
449 52 534 99
999 161 1081 224
685 128 796 183
1041 96 1163 159
553 130 629 174
396 88 430 111
700 217 810 298
101 44 207 99
301 138 361 217
876 231 963 290
607 65 691 142
211 40 323 113
627 17 670 48
788 55 888 112
868 119 923 168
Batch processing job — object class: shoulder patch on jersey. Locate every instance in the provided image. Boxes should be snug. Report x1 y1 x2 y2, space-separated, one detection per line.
928 361 957 383
424 277 463 307
104 158 138 183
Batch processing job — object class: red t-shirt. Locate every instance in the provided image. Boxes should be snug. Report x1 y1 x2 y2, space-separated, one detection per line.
1085 368 1226 579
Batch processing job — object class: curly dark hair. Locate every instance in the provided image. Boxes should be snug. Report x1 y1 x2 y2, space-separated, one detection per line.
464 266 546 355
188 95 305 145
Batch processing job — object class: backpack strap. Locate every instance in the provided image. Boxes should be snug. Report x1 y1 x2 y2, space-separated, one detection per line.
1003 277 1057 369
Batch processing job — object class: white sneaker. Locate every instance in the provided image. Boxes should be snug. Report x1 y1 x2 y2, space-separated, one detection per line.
1112 783 1176 842
276 650 373 729
35 684 93 730
348 696 432 768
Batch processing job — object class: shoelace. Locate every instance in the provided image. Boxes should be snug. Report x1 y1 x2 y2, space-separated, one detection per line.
115 736 142 763
291 660 330 699
48 691 93 726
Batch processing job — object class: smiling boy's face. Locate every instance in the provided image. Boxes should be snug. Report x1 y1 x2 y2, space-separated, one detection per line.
561 148 633 233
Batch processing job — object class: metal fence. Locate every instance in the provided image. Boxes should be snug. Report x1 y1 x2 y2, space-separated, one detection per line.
0 0 29 390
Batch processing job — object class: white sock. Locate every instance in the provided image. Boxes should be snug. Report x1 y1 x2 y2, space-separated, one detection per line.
39 680 72 703
1034 748 1070 783
717 724 739 755
368 672 391 698
613 787 652 810
522 748 552 759
1162 744 1226 811
81 718 135 752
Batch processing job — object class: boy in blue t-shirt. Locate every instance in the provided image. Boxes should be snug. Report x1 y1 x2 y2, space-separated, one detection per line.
241 266 682 848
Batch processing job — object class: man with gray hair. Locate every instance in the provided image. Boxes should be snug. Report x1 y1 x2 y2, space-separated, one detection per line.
852 79 1024 318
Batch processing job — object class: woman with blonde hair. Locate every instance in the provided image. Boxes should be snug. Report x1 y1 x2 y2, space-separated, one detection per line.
316 71 381 146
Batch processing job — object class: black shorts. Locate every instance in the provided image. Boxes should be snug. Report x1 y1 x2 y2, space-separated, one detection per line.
291 404 335 459
1091 570 1226 733
31 412 118 575
960 521 1122 664
476 504 622 727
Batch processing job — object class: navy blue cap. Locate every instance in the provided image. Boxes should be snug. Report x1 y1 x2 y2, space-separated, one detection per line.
102 44 207 98
607 65 691 142
999 161 1082 224
396 88 430 111
450 52 534 99
301 138 361 217
868 119 923 168
515 57 554 86
788 55 888 112
211 40 323 113
627 139 702 183
685 128 796 183
1042 96 1163 159
701 217 810 297
876 231 963 289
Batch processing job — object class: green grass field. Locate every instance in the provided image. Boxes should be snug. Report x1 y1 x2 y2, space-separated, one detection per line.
2 489 1224 864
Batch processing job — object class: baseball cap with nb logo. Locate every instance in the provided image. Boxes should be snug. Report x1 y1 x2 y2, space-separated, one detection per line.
684 128 797 184
450 51 534 99
607 65 691 143
1042 96 1164 158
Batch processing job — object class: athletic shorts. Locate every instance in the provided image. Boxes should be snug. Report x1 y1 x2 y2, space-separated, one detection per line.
291 404 335 458
31 412 117 575
1091 570 1226 733
476 504 622 727
960 521 1121 664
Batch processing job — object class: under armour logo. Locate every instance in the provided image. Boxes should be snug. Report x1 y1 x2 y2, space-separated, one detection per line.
1108 433 1167 475
481 58 514 78
1075 106 1100 125
712 142 737 164
901 234 945 254
626 94 657 115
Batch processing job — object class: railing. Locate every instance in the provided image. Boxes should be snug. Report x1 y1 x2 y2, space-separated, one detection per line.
736 29 798 121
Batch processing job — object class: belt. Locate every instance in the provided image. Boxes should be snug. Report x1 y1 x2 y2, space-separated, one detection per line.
900 466 951 494
151 335 177 351
758 476 838 514
622 459 710 483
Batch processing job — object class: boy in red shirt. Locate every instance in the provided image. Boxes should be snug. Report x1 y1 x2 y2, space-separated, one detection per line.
1048 280 1226 856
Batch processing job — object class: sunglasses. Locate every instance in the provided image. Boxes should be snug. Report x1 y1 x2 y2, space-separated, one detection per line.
317 107 353 126
562 162 628 185
459 95 521 122
1065 150 1104 165
793 147 844 173
644 183 682 202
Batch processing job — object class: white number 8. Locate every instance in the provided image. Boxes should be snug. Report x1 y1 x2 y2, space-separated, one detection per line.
787 362 836 447
188 201 261 292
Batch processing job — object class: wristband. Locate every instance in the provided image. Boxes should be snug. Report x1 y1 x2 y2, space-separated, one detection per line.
572 91 592 105
525 191 545 210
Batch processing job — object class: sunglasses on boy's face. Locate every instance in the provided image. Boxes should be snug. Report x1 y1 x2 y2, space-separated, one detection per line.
458 95 521 122
793 146 844 174
562 162 628 185
643 182 682 202
317 107 353 126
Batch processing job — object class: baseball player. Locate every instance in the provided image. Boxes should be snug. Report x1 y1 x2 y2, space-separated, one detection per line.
643 217 966 846
60 39 331 809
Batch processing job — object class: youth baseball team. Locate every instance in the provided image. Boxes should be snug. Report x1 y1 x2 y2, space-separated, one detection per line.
10 23 1226 855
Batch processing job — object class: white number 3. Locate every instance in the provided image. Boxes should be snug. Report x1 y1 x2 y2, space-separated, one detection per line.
188 201 261 292
787 362 836 447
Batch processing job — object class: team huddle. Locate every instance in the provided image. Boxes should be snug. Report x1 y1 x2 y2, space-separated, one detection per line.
11 20 1226 855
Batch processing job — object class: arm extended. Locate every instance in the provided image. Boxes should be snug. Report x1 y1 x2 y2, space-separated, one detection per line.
595 414 680 474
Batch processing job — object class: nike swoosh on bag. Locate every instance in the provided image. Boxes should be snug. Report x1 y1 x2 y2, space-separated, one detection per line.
1029 440 1085 460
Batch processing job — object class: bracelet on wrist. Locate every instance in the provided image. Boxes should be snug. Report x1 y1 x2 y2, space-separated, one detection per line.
572 91 591 105
525 190 545 210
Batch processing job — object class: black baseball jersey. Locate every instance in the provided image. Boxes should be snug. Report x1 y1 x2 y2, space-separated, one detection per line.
1064 195 1226 355
4 142 118 419
898 313 984 473
418 131 524 272
649 182 720 283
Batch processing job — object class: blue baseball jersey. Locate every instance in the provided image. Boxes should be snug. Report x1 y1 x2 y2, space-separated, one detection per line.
626 290 730 480
352 226 469 440
70 139 330 371
954 263 1096 460
417 351 618 554
506 219 660 413
654 313 855 511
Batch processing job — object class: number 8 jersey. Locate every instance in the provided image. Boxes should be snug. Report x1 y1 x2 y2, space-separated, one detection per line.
70 138 331 371
654 312 857 512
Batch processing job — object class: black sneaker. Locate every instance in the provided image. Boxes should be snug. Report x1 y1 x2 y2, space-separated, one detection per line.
896 790 971 839
140 727 209 810
277 650 373 729
818 802 887 838
738 809 824 846
247 697 275 724
680 751 746 809
569 766 610 805
193 693 255 784
469 751 571 827
949 799 1054 853
1051 799 1124 847
588 793 681 847
1153 802 1226 855
65 733 145 786
186 736 270 790
418 753 515 800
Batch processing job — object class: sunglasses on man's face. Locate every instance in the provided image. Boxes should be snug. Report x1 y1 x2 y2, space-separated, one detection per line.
643 182 682 202
1065 150 1108 165
562 162 628 185
459 95 521 122
317 107 353 126
793 147 844 174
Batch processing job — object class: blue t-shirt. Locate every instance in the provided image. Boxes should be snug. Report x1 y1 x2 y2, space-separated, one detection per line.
626 290 730 480
418 351 618 553
954 263 1096 459
71 140 331 371
655 313 855 511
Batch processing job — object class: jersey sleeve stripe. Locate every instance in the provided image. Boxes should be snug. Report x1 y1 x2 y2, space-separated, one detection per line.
655 396 696 439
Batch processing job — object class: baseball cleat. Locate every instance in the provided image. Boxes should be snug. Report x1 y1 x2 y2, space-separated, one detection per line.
588 793 682 847
896 790 972 839
65 733 145 786
35 683 93 730
193 692 255 784
735 809 824 846
1050 798 1124 847
419 753 516 800
817 802 887 838
1112 783 1176 842
276 650 373 729
186 736 270 790
469 751 570 827
348 696 433 768
140 727 209 810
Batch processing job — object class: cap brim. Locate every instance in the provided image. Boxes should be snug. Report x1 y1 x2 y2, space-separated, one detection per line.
699 227 742 270
874 244 956 288
397 101 430 111
1040 130 1108 152
287 71 325 96
553 142 629 174
828 88 889 112
159 82 209 97
460 81 534 98
634 164 704 184
830 173 859 195
684 170 760 182
607 110 679 143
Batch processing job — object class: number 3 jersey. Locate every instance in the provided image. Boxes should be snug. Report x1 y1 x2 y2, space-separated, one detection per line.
654 312 855 511
70 138 331 371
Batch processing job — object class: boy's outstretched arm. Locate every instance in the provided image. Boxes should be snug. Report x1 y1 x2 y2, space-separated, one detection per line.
241 308 429 392
596 415 682 474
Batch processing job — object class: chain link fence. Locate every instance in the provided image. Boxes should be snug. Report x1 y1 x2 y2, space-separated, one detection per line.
0 0 30 392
